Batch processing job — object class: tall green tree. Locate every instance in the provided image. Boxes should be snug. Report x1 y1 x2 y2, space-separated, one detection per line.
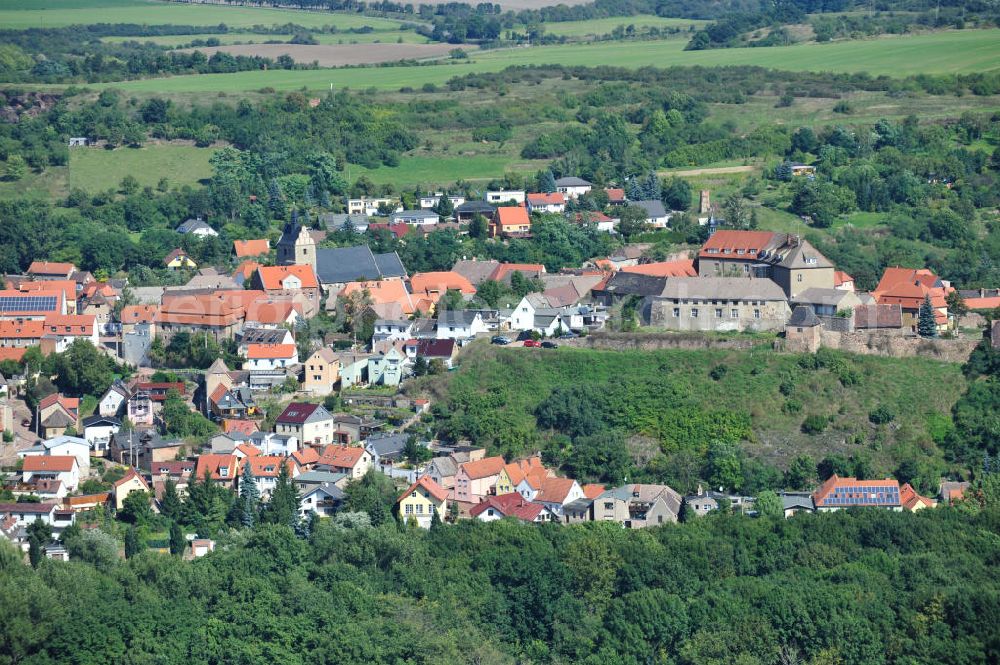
239 458 261 528
168 521 185 556
160 479 182 520
917 294 938 338
27 518 51 569
124 525 144 559
262 461 298 529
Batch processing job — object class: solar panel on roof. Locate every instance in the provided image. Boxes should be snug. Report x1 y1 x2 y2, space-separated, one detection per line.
0 295 57 312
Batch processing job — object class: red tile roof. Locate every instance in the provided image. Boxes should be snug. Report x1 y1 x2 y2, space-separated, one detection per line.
246 455 294 478
39 393 79 413
459 456 506 480
900 483 935 511
833 270 854 287
222 419 259 435
0 347 27 362
291 447 320 466
582 483 606 499
255 265 319 290
812 474 901 508
246 343 297 360
195 454 238 482
495 206 530 229
489 263 545 282
605 188 625 202
398 475 449 504
120 305 158 324
235 443 262 458
502 457 546 487
114 468 149 490
318 445 367 470
409 271 476 297
621 260 697 278
966 296 1000 311
527 192 565 206
698 230 777 259
368 222 412 239
233 239 270 258
469 492 546 521
22 455 77 472
28 261 75 276
535 477 577 504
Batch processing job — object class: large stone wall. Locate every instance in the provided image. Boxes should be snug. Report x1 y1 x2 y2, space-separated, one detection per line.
568 330 979 363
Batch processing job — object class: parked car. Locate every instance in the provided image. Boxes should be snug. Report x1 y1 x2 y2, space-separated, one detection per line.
491 336 511 345
523 340 541 348
541 341 558 349
558 332 577 339
516 330 535 341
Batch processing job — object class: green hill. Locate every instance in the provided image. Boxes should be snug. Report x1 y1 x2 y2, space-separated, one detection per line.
418 343 965 491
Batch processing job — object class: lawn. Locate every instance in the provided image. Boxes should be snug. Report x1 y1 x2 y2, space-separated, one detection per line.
348 154 549 187
92 29 1000 94
0 0 407 29
68 143 217 192
535 15 706 38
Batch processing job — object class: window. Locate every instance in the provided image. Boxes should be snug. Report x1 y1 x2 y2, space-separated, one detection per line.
743 264 750 273
416 504 423 514
715 309 723 318
404 504 413 514
690 308 699 318
672 308 680 318
797 274 803 282
604 502 614 510
754 309 761 319
731 309 739 318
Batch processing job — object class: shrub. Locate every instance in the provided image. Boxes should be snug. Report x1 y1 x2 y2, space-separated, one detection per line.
868 405 896 425
802 414 829 434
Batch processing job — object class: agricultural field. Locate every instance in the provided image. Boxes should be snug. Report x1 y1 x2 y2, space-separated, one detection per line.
93 29 1000 94
0 0 408 30
172 42 463 66
536 15 706 38
103 31 432 46
68 143 217 192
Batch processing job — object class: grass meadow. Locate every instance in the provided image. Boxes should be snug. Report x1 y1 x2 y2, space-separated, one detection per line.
85 29 1000 94
68 143 217 192
0 0 408 29
535 15 706 37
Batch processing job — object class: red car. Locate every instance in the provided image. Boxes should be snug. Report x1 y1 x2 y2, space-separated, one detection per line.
523 339 541 347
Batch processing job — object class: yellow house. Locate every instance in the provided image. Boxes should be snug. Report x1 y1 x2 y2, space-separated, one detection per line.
496 457 548 495
164 248 197 270
396 476 449 528
303 347 340 395
113 468 150 510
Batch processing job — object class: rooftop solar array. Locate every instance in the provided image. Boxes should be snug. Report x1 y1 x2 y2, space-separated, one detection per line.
820 484 900 506
0 295 58 313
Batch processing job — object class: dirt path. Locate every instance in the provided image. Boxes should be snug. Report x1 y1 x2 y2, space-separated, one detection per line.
657 165 758 177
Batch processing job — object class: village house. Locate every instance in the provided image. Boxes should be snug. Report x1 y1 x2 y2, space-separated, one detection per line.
81 415 121 454
555 176 592 199
419 193 465 209
0 288 67 320
36 393 79 439
397 476 449 528
194 454 240 490
697 230 835 297
526 192 566 214
27 261 76 281
491 206 532 239
650 277 791 332
632 200 671 228
390 210 440 226
163 248 197 270
316 444 373 479
526 477 584 518
454 201 495 224
811 475 903 512
872 267 950 332
22 456 80 493
0 502 75 534
302 347 340 395
484 189 526 205
237 327 294 356
299 483 345 518
470 493 554 523
405 338 459 369
249 431 299 457
176 217 218 237
373 319 415 343
346 197 400 216
251 265 321 318
244 343 299 372
592 484 682 527
233 239 270 259
455 456 506 503
239 456 298 498
19 434 91 475
436 309 488 341
367 346 407 387
154 294 244 341
113 469 150 510
409 271 476 307
275 403 335 446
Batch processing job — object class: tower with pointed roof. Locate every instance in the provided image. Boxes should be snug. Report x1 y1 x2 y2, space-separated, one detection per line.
276 216 316 271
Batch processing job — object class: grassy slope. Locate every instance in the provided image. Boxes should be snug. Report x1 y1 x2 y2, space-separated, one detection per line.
83 29 1000 93
537 15 706 37
349 154 550 186
429 344 965 471
68 144 217 192
0 0 407 29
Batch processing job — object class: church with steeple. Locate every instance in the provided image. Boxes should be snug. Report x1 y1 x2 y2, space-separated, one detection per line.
276 211 316 271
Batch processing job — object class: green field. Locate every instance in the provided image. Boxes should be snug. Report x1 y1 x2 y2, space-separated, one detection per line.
538 15 706 37
68 143 217 192
90 29 1000 94
103 30 432 47
0 0 407 29
348 154 549 187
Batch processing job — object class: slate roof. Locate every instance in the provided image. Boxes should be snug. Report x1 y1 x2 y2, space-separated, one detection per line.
658 277 787 302
633 199 668 218
176 218 215 234
314 245 406 285
787 305 821 327
555 176 591 187
438 310 481 327
365 433 409 458
595 272 667 297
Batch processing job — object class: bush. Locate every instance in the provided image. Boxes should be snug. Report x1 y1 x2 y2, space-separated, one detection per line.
868 405 896 425
709 365 728 381
801 414 829 434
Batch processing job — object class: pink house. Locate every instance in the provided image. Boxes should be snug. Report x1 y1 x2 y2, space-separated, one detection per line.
454 456 505 503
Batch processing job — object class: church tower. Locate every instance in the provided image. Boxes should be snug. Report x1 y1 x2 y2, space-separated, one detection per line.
276 213 316 270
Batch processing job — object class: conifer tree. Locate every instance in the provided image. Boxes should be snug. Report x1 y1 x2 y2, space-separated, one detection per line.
239 459 260 528
169 521 185 556
160 479 182 520
264 461 298 529
124 524 144 559
917 294 938 338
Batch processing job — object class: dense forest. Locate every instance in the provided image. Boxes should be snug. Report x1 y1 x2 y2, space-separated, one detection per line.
4 484 1000 664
